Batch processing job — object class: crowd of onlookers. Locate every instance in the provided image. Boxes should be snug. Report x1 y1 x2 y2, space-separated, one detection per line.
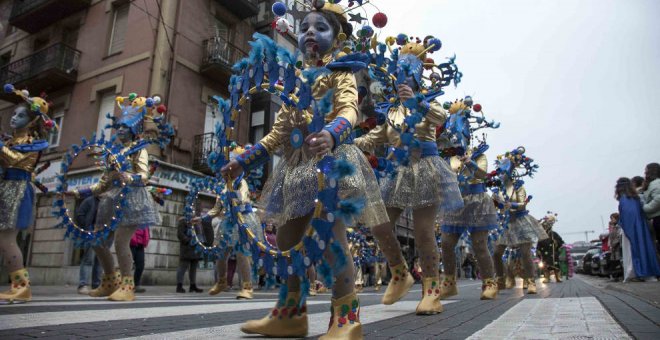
610 162 660 282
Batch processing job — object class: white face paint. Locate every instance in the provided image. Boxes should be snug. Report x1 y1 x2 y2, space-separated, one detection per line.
116 125 134 143
10 105 32 130
298 12 336 56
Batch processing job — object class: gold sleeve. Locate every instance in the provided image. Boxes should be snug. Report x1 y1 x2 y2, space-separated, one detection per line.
0 146 30 166
88 172 112 196
258 106 291 155
207 197 224 218
331 71 359 126
473 154 488 179
514 186 528 205
425 101 447 126
239 179 251 204
355 122 388 153
132 149 150 184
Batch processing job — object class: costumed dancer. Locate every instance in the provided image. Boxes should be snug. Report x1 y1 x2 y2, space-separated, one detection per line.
199 146 258 300
559 243 573 280
491 147 547 294
370 239 386 291
222 3 388 338
537 212 564 283
355 35 463 314
68 95 163 301
437 97 500 300
0 85 54 303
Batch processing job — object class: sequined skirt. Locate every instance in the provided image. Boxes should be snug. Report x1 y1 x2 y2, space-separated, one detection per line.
439 192 498 233
259 144 388 228
497 213 548 246
380 155 463 212
96 186 162 229
215 212 263 244
0 179 33 231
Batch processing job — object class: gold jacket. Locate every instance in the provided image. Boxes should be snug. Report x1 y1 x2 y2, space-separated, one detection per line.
0 129 40 173
259 62 358 156
81 148 150 196
207 178 251 218
354 102 446 153
448 153 488 185
494 182 527 212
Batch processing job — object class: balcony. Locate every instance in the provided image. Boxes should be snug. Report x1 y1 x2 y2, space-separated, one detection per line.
9 0 92 34
201 36 248 83
215 0 258 20
192 133 218 174
0 43 80 103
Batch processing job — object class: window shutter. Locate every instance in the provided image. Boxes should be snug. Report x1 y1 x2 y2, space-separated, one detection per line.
108 4 129 55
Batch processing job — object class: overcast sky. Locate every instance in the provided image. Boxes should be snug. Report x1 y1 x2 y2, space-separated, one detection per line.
372 0 660 243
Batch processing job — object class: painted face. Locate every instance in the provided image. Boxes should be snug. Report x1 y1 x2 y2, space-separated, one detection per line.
298 12 336 56
10 105 32 130
117 125 134 143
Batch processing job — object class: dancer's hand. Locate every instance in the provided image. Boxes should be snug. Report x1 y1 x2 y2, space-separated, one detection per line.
191 216 202 224
306 130 334 156
221 160 243 179
397 84 415 102
459 154 470 163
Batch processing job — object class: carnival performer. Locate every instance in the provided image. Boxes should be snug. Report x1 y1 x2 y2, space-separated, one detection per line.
196 146 257 300
0 85 53 303
437 98 499 300
371 240 386 291
537 213 564 283
68 96 162 302
355 41 463 315
491 147 547 294
221 3 387 338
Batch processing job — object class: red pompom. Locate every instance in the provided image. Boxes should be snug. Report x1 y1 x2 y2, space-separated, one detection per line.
157 104 167 114
473 103 482 112
424 58 434 70
372 12 387 28
368 155 378 169
365 117 377 129
43 119 55 130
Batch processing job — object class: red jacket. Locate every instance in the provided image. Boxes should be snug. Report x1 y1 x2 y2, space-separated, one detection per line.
130 228 150 247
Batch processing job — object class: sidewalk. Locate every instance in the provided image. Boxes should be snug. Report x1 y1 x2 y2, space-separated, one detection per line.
578 274 660 306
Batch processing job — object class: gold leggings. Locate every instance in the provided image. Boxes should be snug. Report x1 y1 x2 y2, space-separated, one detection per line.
440 231 495 278
93 226 138 277
493 243 534 279
371 205 440 278
216 250 251 285
0 229 24 273
277 214 354 298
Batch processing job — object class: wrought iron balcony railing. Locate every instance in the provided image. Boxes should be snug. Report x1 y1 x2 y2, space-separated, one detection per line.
201 36 248 78
192 133 218 174
10 0 92 33
215 0 258 20
0 43 80 89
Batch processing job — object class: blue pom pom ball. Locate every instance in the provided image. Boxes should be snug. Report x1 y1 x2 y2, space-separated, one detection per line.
272 2 287 17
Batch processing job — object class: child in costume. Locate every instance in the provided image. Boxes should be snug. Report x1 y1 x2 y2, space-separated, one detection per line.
537 213 564 283
492 147 547 294
437 97 500 300
0 85 53 303
355 38 463 314
69 95 162 302
221 3 387 339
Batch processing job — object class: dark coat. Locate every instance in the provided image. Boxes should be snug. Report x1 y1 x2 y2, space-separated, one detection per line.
75 196 99 231
538 230 564 266
177 218 201 261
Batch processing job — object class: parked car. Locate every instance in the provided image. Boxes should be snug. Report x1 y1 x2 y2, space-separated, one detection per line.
573 253 586 273
582 248 601 275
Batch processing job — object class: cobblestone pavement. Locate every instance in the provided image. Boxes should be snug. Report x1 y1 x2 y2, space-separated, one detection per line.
0 276 658 339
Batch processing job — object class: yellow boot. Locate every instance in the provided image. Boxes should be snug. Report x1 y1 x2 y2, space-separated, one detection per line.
241 290 308 337
108 276 135 301
554 270 562 283
209 278 228 296
237 281 254 300
320 292 363 340
440 276 458 299
526 278 537 294
506 275 515 289
522 278 529 290
480 278 498 300
496 276 506 290
310 286 318 296
381 262 414 305
416 277 443 315
89 271 121 297
0 268 32 303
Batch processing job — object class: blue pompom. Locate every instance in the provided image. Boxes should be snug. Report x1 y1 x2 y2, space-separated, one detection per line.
4 84 14 93
272 2 287 16
146 97 154 107
427 38 442 52
329 159 355 179
396 33 408 45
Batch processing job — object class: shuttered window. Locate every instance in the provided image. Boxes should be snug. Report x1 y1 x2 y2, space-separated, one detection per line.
108 4 129 55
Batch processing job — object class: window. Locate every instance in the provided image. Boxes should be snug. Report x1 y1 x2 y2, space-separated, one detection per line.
96 91 116 140
47 113 64 148
250 110 265 144
0 52 10 67
204 100 222 135
108 3 129 55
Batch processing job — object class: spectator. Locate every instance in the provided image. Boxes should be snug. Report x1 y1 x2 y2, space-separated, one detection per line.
462 253 476 280
642 163 660 252
176 218 203 293
615 177 660 281
130 228 149 293
74 195 102 294
632 176 645 194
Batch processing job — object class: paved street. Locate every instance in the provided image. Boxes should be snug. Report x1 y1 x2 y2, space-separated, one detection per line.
0 275 658 339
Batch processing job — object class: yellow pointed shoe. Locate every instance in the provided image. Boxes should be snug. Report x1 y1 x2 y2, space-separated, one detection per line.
416 277 443 315
108 276 135 301
480 278 498 300
0 268 32 303
320 292 363 340
89 271 121 297
236 282 254 300
554 270 563 283
526 278 537 294
309 287 318 296
440 276 458 299
496 276 506 290
209 278 228 296
522 279 529 290
381 263 414 305
240 291 308 337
